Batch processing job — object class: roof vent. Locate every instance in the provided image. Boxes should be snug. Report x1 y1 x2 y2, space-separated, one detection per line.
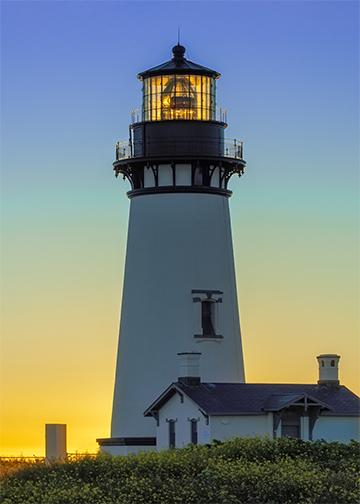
177 352 201 386
317 354 340 386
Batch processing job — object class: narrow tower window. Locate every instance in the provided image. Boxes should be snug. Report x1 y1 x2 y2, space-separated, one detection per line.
192 289 223 339
202 300 216 338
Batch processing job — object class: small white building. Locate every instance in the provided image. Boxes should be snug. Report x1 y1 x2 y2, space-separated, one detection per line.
144 353 360 450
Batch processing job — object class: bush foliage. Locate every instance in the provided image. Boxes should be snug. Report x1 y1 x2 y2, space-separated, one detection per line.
1 437 359 504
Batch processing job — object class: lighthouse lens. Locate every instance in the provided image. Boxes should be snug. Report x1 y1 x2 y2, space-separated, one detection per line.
143 74 215 122
162 75 197 119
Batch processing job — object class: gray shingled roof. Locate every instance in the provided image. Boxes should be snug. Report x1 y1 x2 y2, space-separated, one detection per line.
144 383 360 417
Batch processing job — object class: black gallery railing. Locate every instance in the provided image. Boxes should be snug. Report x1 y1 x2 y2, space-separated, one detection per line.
115 139 244 161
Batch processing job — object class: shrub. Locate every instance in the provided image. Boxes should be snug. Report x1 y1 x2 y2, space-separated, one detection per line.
1 438 359 504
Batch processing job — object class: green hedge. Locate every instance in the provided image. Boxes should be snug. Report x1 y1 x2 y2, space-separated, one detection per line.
1 438 359 504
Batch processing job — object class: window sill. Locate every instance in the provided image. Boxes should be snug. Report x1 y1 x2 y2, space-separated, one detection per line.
194 334 223 342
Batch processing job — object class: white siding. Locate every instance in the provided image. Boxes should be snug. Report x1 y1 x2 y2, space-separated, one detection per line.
313 416 360 443
176 164 192 186
144 167 155 187
101 445 154 456
154 398 360 452
210 166 220 187
210 415 272 441
158 164 173 186
156 392 209 450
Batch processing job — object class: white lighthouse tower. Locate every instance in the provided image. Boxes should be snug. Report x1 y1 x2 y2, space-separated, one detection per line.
98 44 246 454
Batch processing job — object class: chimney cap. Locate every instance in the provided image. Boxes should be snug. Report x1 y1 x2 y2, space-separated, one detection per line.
317 354 341 359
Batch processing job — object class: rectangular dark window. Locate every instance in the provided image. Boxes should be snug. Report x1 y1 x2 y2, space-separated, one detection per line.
202 300 216 338
282 425 300 438
192 290 223 340
168 420 176 449
281 412 301 439
190 419 198 445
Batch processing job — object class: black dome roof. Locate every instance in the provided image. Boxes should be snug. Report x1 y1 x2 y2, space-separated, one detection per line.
138 45 220 80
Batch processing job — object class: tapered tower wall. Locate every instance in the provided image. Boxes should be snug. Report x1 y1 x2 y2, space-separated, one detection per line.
111 192 245 440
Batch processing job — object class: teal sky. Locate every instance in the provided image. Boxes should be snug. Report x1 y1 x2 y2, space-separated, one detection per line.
1 1 359 455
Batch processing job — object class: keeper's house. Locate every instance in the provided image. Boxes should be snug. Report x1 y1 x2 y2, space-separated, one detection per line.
144 353 360 450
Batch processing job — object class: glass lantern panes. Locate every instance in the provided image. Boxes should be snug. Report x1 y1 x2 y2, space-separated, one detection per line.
142 74 216 121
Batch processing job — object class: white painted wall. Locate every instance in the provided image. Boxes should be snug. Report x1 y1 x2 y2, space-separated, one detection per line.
176 164 191 186
110 192 244 453
210 415 271 441
144 167 155 187
144 164 192 188
154 396 359 450
156 391 210 450
313 416 360 443
101 445 155 456
158 164 173 186
210 167 220 188
156 399 274 449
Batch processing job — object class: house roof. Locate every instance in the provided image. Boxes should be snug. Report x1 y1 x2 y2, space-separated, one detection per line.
144 382 360 417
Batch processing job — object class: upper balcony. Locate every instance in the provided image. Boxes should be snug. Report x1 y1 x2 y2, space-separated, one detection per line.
115 138 244 162
114 109 245 174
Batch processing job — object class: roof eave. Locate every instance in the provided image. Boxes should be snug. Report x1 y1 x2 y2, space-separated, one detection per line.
144 383 185 416
320 412 360 417
137 59 220 80
263 393 333 413
138 70 220 80
208 411 267 416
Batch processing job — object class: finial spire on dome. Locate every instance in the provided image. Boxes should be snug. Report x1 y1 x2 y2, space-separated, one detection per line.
172 43 186 63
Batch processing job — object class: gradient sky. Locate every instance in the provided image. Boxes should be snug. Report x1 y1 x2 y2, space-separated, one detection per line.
1 0 359 456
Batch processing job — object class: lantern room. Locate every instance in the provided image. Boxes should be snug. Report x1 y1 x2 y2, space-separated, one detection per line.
138 44 219 122
113 43 246 194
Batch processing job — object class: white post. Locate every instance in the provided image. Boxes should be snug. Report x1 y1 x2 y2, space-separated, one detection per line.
45 424 67 463
301 416 309 441
266 413 274 438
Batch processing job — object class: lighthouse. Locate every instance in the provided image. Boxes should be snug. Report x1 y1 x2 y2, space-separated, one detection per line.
98 44 246 455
